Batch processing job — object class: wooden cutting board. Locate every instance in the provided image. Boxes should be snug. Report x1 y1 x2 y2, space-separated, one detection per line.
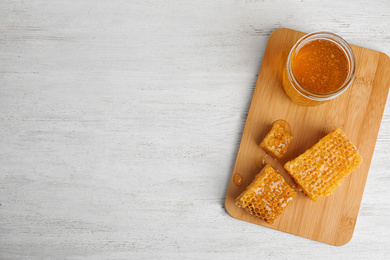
224 28 390 246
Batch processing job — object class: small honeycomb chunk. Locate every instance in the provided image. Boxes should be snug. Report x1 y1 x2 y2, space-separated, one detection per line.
284 128 362 202
260 120 293 158
235 165 296 224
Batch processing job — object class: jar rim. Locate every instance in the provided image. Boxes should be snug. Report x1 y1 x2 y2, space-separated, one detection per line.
286 32 356 101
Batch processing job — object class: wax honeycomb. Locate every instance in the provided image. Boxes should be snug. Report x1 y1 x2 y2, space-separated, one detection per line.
235 165 296 224
284 128 362 201
260 121 293 158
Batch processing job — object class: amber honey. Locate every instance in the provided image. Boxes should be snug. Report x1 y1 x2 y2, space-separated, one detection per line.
292 39 349 93
283 32 356 106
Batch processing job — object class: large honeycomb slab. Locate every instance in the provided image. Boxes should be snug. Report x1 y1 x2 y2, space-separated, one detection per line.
284 128 362 201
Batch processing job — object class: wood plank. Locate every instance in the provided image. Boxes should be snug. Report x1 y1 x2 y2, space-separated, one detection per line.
225 28 390 246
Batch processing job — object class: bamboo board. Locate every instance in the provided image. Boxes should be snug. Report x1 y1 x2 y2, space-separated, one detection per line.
224 28 390 246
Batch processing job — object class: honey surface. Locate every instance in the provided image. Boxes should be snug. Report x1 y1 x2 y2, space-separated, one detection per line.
292 39 349 93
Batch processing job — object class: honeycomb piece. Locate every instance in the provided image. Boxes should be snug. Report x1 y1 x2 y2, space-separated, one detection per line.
260 120 293 158
235 165 296 224
284 128 362 202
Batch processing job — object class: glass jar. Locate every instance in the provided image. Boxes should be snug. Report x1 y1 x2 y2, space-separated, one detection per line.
282 32 356 106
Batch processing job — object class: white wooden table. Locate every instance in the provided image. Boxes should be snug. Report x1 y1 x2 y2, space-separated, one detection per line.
1 1 390 259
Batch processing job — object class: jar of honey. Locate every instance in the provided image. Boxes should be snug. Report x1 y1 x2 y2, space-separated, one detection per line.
282 32 356 106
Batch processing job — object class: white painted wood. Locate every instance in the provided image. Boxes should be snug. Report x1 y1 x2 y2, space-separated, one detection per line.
1 0 389 258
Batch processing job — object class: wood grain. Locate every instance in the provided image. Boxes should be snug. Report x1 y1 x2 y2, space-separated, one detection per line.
225 28 390 246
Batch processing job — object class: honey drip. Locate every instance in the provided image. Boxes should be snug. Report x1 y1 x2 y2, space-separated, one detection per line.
233 173 243 186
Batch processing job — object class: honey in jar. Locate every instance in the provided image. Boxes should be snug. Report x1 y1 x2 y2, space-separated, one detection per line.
283 32 356 106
